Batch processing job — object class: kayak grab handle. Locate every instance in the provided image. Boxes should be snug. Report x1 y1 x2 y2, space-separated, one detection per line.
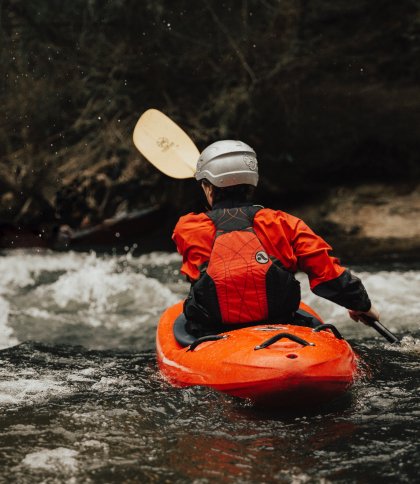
313 324 343 340
254 333 315 351
187 335 228 352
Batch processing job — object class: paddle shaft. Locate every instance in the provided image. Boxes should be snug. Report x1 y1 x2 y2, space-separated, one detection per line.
360 315 400 344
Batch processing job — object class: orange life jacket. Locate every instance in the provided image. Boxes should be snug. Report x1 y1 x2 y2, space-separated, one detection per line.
183 206 301 328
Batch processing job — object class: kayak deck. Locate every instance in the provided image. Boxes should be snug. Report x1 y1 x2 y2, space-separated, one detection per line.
156 301 357 406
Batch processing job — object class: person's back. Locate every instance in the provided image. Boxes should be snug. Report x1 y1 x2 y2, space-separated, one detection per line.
173 140 380 336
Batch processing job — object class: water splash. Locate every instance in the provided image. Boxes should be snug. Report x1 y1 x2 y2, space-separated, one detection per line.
297 269 420 338
0 377 71 406
395 335 420 354
0 296 18 349
0 250 181 350
0 251 418 483
21 447 79 473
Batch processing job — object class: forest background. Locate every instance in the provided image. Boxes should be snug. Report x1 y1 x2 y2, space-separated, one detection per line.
1 0 419 259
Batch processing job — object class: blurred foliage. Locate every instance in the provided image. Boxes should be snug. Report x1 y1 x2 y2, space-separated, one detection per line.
0 0 420 225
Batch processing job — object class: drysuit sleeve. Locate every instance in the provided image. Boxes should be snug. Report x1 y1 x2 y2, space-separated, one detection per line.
312 269 372 311
172 213 215 282
290 217 371 311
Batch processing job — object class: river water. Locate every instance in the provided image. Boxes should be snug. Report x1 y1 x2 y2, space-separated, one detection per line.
0 249 418 483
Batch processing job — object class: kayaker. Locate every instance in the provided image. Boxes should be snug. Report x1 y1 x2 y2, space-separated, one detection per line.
173 140 380 336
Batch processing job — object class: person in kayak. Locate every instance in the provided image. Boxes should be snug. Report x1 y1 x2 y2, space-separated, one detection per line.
173 140 380 336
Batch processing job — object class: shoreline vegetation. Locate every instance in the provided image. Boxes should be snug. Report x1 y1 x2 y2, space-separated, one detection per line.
1 1 419 261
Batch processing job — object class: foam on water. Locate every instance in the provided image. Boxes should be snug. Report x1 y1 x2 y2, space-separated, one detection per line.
46 255 178 313
21 447 79 473
0 250 85 292
398 335 420 351
0 250 418 351
0 378 70 406
0 250 181 350
357 270 420 324
297 269 420 338
0 296 18 349
136 250 183 266
0 250 418 483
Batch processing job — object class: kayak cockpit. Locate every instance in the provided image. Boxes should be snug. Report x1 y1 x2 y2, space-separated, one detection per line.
173 309 324 348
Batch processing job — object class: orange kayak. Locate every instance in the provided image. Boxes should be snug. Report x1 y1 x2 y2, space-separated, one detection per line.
156 301 357 407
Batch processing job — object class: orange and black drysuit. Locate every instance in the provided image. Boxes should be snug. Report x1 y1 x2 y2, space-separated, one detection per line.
173 201 371 334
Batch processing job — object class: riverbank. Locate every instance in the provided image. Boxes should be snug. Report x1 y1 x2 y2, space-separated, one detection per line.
292 182 420 263
1 181 419 263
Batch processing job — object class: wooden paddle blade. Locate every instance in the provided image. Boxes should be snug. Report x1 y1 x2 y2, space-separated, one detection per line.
133 109 199 179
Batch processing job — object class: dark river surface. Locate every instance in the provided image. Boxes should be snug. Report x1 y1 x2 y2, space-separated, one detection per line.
0 249 418 483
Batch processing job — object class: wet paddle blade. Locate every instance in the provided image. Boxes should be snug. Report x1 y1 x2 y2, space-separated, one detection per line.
133 109 198 179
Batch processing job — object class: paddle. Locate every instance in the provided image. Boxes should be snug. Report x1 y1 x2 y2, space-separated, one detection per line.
133 109 198 179
360 315 400 344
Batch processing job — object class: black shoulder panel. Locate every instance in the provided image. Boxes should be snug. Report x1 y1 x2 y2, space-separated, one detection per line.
207 206 261 235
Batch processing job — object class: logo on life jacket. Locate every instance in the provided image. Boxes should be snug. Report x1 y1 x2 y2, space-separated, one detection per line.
255 250 269 264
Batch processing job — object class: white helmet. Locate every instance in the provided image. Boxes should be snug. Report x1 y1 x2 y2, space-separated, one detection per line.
195 140 259 187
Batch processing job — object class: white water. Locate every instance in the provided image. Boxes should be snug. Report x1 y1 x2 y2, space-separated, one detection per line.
0 249 418 350
0 250 181 350
21 447 79 474
0 249 419 483
0 249 418 411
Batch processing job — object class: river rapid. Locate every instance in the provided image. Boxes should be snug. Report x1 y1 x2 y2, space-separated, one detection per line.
0 249 419 483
